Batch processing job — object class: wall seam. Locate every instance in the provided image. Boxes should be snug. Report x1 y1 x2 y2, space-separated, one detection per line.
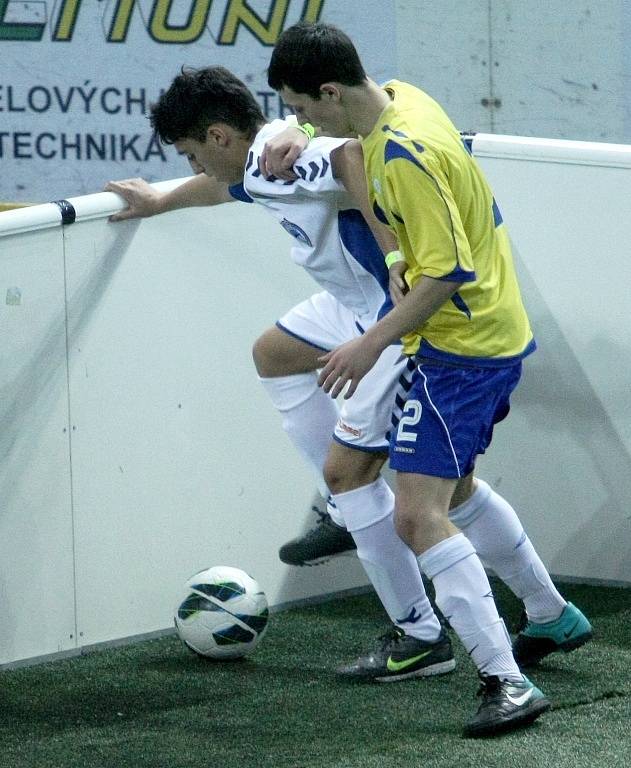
61 227 80 651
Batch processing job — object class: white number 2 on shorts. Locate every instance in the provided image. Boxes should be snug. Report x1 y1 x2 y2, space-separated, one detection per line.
396 400 422 443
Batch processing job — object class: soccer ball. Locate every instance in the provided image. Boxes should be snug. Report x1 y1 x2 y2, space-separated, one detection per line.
174 566 269 659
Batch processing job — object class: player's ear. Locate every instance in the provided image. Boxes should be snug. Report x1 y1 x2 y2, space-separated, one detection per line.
319 83 342 102
206 124 230 146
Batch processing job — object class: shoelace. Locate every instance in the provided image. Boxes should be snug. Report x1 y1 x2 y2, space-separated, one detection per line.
310 506 335 528
377 626 405 651
476 674 502 698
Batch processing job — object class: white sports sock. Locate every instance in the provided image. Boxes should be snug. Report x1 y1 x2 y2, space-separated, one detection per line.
325 497 345 528
420 534 522 681
449 479 566 624
334 478 442 642
258 373 338 503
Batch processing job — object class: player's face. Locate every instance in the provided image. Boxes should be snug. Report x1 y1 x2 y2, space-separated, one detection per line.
175 132 241 183
279 85 353 138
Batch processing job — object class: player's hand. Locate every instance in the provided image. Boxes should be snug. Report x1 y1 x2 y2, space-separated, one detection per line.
389 261 409 305
259 127 309 180
317 336 383 399
105 178 164 221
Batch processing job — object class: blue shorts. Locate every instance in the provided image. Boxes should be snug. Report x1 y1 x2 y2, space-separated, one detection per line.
389 360 522 479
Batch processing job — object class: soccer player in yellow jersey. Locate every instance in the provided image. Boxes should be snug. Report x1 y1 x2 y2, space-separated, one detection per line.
267 22 592 737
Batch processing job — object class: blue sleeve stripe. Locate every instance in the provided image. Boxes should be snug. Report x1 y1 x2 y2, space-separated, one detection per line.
308 161 320 181
320 158 330 177
295 165 307 180
436 266 476 283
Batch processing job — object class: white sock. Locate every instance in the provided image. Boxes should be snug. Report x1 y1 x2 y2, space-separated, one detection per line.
449 479 566 624
420 534 522 681
325 497 345 528
334 478 442 642
258 373 338 503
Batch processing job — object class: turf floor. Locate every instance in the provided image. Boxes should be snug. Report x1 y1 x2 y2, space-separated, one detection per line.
1 579 630 768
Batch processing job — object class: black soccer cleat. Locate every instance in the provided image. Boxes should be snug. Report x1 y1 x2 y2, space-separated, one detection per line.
336 626 456 682
464 674 550 738
512 602 593 667
279 507 356 566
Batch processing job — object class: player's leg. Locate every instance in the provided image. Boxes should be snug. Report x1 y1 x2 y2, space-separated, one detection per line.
397 470 549 736
257 300 454 680
448 473 592 666
390 362 550 736
324 442 453 681
316 345 453 680
253 293 359 561
253 321 337 496
253 322 339 492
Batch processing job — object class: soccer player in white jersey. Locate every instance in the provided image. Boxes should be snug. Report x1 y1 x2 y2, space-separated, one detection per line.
107 65 458 683
265 23 593 736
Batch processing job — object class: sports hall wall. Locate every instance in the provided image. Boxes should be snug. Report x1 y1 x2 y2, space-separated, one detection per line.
0 186 372 668
2 136 630 669
2 2 631 667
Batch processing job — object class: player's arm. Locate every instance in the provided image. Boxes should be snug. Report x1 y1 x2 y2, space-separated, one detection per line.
105 174 234 222
330 140 397 255
318 157 470 398
318 275 462 398
330 139 408 304
258 116 318 180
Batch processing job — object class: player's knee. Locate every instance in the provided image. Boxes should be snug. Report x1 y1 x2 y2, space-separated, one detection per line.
252 329 279 376
323 455 347 494
394 503 418 547
252 327 320 376
323 450 383 495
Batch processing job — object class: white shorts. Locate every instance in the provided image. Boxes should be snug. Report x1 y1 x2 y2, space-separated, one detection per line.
276 291 411 452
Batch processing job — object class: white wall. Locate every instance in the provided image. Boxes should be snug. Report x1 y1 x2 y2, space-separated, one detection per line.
2 135 631 668
396 1 629 143
0 185 370 668
473 136 631 584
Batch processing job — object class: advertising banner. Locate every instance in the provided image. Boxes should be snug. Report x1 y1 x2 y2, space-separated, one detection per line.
1 0 397 202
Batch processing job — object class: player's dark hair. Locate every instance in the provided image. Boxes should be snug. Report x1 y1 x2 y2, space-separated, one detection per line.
268 22 367 99
150 66 265 144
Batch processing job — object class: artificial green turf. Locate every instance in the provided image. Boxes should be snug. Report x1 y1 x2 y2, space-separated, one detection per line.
1 580 630 768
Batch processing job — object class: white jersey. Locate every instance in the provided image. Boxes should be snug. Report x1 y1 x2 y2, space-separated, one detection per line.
228 119 392 323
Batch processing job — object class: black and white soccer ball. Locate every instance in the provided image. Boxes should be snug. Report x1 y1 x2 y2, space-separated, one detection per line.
174 566 269 659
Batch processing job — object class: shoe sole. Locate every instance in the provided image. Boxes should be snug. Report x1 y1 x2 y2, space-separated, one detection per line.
515 629 593 667
279 551 357 567
559 629 593 653
464 697 551 738
373 658 457 683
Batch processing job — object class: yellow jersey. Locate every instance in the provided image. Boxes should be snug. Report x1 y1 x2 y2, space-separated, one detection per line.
361 80 535 365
